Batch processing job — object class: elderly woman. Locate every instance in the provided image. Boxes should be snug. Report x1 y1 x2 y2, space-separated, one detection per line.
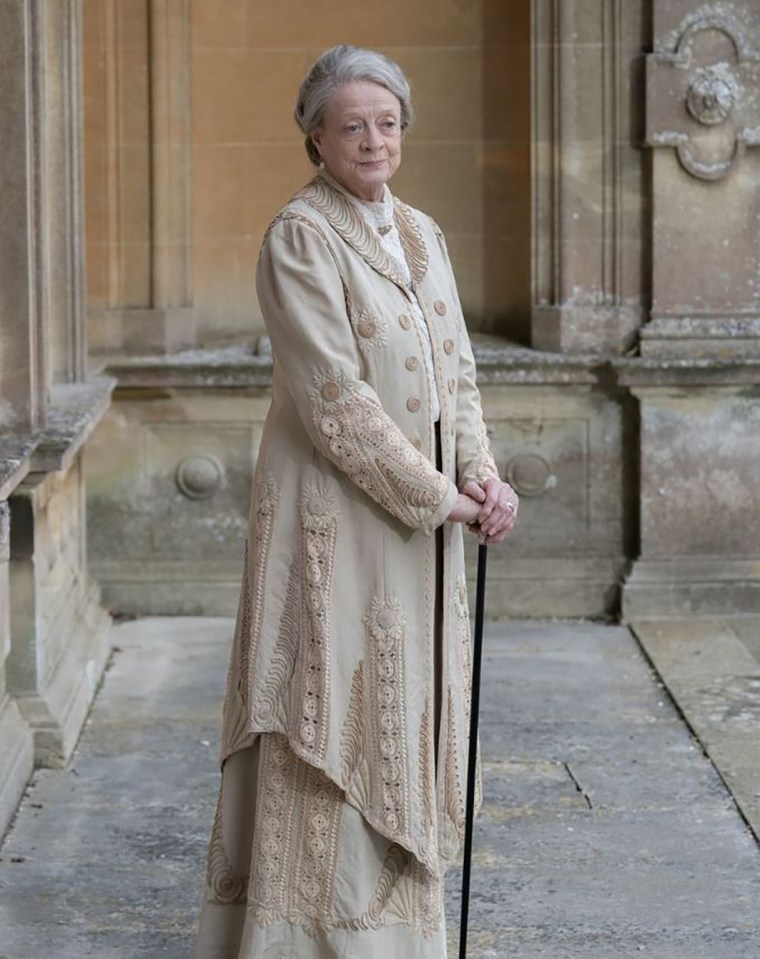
193 44 518 958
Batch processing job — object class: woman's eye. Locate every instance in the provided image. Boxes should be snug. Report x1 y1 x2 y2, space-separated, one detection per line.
344 124 361 135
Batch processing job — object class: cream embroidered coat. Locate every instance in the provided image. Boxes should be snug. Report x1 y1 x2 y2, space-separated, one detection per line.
220 173 499 882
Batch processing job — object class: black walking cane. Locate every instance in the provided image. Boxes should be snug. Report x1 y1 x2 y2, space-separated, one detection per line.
459 539 488 959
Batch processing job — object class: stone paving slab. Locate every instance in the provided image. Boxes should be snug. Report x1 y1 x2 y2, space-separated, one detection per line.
632 617 760 846
1 617 759 958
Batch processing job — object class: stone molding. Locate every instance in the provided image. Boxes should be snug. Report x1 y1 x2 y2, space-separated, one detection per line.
28 375 117 473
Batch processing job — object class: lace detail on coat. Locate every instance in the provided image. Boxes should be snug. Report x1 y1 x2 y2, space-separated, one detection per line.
312 367 450 531
290 484 339 764
441 686 466 859
249 733 344 932
394 198 429 288
248 734 443 939
365 597 410 841
296 175 429 293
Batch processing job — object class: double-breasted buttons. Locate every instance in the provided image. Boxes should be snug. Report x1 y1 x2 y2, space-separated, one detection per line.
405 356 419 371
447 378 456 394
407 397 421 413
357 318 376 338
444 338 455 354
321 381 341 401
434 300 447 316
398 313 411 330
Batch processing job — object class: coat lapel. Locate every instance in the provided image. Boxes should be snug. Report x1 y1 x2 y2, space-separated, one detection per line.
295 174 429 296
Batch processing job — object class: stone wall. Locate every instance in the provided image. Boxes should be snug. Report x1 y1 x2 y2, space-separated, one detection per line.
83 0 760 627
82 0 532 350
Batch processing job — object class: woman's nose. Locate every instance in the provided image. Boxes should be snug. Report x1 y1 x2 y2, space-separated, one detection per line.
361 126 383 151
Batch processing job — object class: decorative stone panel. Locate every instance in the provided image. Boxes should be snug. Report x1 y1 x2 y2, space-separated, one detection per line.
467 382 628 619
86 388 272 615
646 8 760 181
642 2 760 357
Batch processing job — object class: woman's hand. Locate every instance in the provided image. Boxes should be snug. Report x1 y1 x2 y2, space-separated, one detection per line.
461 478 519 544
447 488 486 528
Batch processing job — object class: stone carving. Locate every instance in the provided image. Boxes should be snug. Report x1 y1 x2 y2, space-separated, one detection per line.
175 454 224 499
685 67 735 126
505 453 555 497
646 10 760 180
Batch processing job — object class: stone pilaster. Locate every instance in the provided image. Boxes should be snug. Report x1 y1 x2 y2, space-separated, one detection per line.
642 1 760 357
623 1 760 618
531 0 647 354
88 0 195 355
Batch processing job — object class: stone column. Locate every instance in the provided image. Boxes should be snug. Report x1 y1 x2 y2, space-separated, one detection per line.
624 1 760 618
531 0 647 354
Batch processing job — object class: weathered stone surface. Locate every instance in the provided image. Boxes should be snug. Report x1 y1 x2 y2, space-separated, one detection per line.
29 377 116 473
90 339 632 619
532 0 648 355
644 1 760 358
622 383 760 617
3 617 760 958
0 500 34 838
8 454 112 767
632 617 760 845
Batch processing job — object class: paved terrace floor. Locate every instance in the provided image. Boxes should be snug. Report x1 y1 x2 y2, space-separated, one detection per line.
1 617 759 958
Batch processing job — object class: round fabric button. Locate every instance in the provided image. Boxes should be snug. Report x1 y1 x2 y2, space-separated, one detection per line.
398 313 411 330
321 381 341 401
411 436 422 450
357 318 376 338
434 300 447 316
406 397 421 413
444 338 455 354
405 356 419 371
447 378 456 394
377 606 397 629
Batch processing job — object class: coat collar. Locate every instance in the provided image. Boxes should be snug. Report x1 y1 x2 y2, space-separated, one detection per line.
294 171 429 295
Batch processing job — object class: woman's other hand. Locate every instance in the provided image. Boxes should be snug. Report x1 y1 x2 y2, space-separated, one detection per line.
447 488 486 527
461 478 519 544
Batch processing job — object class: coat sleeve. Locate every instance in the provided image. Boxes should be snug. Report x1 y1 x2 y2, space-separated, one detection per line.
256 214 458 536
430 219 500 489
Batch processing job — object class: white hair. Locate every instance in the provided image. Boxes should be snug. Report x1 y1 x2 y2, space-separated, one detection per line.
294 44 414 166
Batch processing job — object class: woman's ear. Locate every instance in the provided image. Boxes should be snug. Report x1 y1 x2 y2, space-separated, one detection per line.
310 130 323 156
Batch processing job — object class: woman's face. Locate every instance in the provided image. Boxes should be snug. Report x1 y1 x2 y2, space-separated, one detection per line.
311 81 403 202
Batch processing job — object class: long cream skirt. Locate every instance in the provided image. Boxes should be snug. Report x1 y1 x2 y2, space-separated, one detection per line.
192 732 447 959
